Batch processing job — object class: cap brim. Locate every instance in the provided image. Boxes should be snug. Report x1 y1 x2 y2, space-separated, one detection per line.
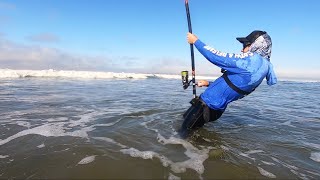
236 37 249 44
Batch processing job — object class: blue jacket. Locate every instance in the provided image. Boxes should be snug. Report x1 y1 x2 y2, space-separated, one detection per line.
194 39 277 111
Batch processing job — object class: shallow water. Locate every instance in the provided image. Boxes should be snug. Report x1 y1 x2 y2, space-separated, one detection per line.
0 77 319 179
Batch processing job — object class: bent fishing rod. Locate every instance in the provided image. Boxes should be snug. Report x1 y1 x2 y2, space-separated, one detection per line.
181 0 196 99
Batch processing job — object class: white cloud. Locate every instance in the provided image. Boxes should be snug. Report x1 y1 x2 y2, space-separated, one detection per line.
0 36 319 81
0 37 159 72
0 37 113 70
0 30 296 77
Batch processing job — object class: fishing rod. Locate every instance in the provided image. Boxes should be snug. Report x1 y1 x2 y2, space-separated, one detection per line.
181 0 196 99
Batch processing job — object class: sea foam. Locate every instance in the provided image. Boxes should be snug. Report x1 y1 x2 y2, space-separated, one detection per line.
310 152 320 162
0 69 217 80
77 155 96 165
257 167 276 178
0 155 9 159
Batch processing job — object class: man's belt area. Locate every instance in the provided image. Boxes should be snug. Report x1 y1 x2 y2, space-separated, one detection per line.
222 73 253 96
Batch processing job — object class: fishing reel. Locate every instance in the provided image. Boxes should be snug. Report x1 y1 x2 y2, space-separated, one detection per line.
181 70 192 90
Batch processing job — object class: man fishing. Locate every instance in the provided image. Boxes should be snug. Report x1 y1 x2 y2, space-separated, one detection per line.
181 30 277 135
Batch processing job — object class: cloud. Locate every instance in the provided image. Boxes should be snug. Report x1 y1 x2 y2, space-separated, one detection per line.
0 36 319 81
0 37 116 71
26 33 60 43
136 57 190 74
0 37 152 73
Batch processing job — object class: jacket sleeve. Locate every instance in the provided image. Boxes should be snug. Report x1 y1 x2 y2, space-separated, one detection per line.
266 63 277 85
194 39 252 74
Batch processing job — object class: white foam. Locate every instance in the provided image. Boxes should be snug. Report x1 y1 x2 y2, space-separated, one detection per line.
47 117 69 122
0 110 113 146
140 119 159 133
261 160 275 166
220 145 230 151
94 118 123 127
304 142 320 150
0 123 65 146
245 150 264 154
53 148 70 153
120 148 172 168
290 170 309 180
306 170 320 176
65 126 94 137
290 169 300 177
271 156 303 178
310 152 320 162
271 157 281 163
0 122 94 146
257 167 276 178
68 112 98 128
16 121 32 128
93 137 127 148
77 155 96 165
121 148 154 159
239 153 256 161
0 69 148 79
238 149 264 161
152 74 180 79
284 163 299 171
157 134 211 175
0 155 9 158
118 133 211 176
37 143 45 148
96 135 207 177
0 69 219 80
247 124 258 127
202 138 213 143
95 137 179 171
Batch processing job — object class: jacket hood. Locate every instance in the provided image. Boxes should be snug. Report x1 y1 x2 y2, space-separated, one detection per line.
248 33 272 61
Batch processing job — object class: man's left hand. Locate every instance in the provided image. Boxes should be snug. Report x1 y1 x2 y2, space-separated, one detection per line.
187 32 198 44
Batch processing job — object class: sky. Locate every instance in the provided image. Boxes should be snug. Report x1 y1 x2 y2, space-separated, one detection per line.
0 0 320 80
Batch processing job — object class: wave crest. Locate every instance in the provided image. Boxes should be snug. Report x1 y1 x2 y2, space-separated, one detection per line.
0 69 218 80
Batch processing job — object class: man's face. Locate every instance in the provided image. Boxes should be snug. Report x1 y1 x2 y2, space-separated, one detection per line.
242 44 251 53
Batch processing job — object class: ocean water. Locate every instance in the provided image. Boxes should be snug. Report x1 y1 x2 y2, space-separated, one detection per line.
0 69 320 179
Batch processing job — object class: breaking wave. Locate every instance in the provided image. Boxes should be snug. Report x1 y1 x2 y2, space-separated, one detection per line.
0 69 217 80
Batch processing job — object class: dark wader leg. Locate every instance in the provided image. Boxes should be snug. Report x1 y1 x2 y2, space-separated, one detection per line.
203 105 223 123
180 97 224 138
182 99 205 130
180 97 205 138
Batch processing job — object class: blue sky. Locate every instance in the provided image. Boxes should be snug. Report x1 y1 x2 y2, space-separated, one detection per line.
0 0 320 79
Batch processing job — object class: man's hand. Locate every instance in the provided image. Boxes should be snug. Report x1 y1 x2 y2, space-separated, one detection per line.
197 80 209 87
187 32 198 44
